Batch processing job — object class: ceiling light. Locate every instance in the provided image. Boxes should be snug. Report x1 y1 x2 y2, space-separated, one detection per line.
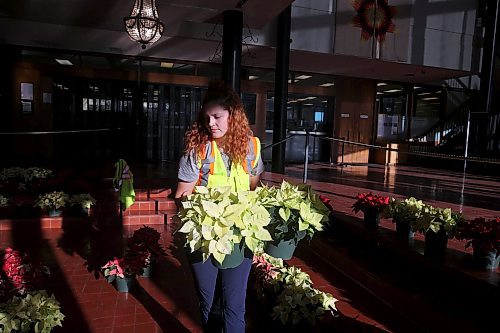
249 75 259 80
304 103 313 106
377 83 387 86
160 62 174 68
295 75 312 80
124 0 164 49
55 59 73 66
384 89 402 93
287 79 292 84
422 97 440 101
319 83 335 87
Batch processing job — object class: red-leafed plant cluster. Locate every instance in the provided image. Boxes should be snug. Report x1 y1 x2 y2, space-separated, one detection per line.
352 192 389 214
102 226 166 281
127 225 166 265
457 217 500 253
319 195 334 214
0 248 50 298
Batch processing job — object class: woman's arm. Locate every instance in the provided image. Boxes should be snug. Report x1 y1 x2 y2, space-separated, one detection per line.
250 174 261 191
174 180 197 210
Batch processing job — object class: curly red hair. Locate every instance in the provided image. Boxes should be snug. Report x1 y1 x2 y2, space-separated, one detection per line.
184 79 253 164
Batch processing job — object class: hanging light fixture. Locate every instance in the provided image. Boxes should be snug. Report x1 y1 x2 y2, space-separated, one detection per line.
124 0 164 49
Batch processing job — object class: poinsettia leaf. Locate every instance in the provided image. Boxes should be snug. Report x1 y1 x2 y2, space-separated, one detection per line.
212 251 226 265
255 229 273 241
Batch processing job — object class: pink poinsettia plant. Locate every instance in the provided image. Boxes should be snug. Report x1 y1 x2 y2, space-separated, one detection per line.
457 217 500 254
352 192 389 214
127 226 165 265
253 255 280 287
101 255 144 282
1 247 50 296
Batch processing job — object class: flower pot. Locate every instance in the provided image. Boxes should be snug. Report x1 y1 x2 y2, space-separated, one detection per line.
395 219 415 246
363 210 380 230
141 257 156 278
264 230 306 260
424 229 448 258
473 248 500 271
211 243 245 269
48 208 62 217
115 276 136 292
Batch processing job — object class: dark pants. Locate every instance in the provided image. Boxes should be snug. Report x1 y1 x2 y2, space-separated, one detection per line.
191 257 252 333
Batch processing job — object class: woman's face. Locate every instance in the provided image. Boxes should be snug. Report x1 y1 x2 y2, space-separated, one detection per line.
205 105 230 140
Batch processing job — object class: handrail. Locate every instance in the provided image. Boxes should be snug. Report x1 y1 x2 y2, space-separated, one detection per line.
261 131 312 183
0 128 116 135
320 136 500 165
261 133 299 151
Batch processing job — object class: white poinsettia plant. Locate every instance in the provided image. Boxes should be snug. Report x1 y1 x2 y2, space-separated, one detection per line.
256 181 330 241
0 195 8 207
69 193 96 209
176 186 272 265
34 191 69 211
0 167 53 183
272 284 338 326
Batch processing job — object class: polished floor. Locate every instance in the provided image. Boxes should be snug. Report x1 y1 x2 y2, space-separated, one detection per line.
0 162 499 332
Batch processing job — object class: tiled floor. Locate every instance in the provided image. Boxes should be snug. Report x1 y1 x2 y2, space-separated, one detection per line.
1 161 499 332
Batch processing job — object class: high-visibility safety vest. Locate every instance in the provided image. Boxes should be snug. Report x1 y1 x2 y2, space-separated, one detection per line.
196 136 261 191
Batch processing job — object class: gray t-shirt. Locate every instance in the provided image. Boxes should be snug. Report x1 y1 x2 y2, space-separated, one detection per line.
178 142 264 182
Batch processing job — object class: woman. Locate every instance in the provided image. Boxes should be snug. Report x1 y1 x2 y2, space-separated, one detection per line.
175 79 263 332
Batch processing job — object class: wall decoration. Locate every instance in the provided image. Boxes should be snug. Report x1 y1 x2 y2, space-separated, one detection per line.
352 0 397 43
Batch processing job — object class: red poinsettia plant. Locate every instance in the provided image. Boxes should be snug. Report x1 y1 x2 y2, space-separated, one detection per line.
101 254 144 282
352 192 390 214
457 217 500 253
127 226 166 265
319 195 334 215
1 247 50 295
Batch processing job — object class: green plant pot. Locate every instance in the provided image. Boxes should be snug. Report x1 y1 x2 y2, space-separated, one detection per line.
424 229 448 258
48 208 62 217
115 276 136 292
363 210 380 230
395 220 415 245
473 249 500 271
211 243 245 269
264 230 305 260
141 258 156 278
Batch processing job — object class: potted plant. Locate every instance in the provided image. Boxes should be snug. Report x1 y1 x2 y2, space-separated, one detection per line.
1 247 50 295
256 181 330 260
352 192 389 230
271 284 337 328
127 225 166 277
457 217 500 270
177 186 272 268
412 206 464 258
33 191 69 217
0 290 64 333
69 193 96 216
101 255 143 292
383 197 426 244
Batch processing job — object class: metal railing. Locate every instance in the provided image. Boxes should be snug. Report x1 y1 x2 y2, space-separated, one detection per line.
262 131 500 184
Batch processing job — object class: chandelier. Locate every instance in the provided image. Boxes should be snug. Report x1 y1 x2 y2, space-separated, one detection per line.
124 0 164 49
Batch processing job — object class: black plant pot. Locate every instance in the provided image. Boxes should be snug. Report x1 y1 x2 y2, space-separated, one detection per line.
424 229 448 259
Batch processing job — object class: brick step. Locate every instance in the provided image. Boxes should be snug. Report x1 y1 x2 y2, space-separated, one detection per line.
160 209 178 225
0 217 90 230
156 199 176 211
122 213 166 226
134 188 173 200
121 209 160 217
126 200 157 211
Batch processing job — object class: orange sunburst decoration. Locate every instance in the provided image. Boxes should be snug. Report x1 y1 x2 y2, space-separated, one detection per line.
352 0 397 43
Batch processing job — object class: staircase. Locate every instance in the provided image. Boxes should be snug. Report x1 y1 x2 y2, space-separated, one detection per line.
120 187 177 226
